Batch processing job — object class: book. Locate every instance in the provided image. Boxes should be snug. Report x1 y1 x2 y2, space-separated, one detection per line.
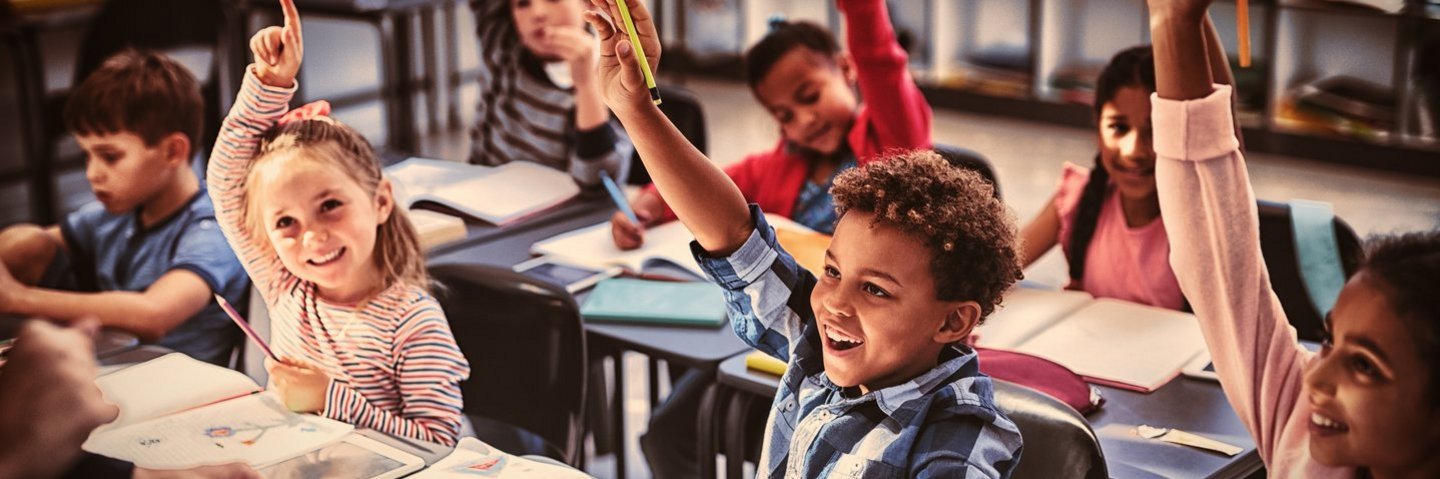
84 353 353 469
409 437 592 478
975 288 1208 393
385 157 580 226
407 209 467 250
580 278 729 327
531 214 824 279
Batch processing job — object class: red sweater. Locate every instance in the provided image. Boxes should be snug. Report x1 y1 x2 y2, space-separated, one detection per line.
649 0 932 221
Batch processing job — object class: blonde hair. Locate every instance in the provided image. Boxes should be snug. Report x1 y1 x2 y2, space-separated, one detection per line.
244 118 430 292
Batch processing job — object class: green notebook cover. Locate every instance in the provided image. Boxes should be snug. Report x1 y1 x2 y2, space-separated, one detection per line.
580 278 729 327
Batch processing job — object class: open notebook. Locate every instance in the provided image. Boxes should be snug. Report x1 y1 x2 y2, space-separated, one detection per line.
385 157 580 226
975 288 1208 393
409 437 591 478
84 353 353 469
531 214 826 279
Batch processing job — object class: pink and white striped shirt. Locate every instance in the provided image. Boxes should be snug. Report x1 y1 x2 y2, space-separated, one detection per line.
208 68 471 446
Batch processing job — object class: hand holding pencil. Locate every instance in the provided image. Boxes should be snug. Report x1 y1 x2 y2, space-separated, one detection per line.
583 0 663 115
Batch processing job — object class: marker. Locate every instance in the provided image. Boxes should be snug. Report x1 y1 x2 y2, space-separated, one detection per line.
215 294 278 361
615 0 661 105
1237 0 1251 68
601 172 639 224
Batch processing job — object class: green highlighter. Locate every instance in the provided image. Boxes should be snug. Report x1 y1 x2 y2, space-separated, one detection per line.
614 0 661 105
581 278 727 327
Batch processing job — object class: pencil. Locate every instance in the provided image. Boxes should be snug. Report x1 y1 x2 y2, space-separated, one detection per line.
615 0 661 105
1238 0 1251 68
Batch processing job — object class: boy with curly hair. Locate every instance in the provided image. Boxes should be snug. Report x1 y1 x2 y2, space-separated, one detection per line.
583 2 1024 474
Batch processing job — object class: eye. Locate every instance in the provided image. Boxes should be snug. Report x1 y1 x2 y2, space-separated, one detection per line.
1108 123 1131 135
1318 332 1334 357
274 216 295 229
1348 355 1380 378
823 265 840 279
798 90 820 105
775 110 794 124
320 199 342 212
862 282 890 298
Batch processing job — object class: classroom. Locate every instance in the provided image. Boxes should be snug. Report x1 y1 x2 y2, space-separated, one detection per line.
1 0 1438 478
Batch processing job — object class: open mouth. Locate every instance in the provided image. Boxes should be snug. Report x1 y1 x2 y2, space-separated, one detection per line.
803 123 833 146
823 324 865 352
1111 163 1155 177
307 247 346 266
1310 412 1350 435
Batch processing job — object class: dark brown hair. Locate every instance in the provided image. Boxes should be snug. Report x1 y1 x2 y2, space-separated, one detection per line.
1358 230 1440 401
831 150 1023 319
64 49 204 156
743 19 840 88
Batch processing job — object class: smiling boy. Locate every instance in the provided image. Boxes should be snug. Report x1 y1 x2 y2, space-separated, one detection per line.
0 50 249 366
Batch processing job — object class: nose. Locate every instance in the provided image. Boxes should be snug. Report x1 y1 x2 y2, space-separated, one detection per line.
820 285 856 319
302 228 329 249
1303 350 1340 400
85 157 104 185
1120 126 1156 163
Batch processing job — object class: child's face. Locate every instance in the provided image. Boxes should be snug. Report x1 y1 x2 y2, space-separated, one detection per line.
251 154 394 303
1303 273 1440 472
510 0 586 61
1097 86 1157 202
753 48 859 156
75 131 183 214
811 211 976 394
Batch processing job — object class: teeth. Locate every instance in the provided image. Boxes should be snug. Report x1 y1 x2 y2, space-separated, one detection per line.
1311 413 1344 430
310 248 342 265
824 326 863 346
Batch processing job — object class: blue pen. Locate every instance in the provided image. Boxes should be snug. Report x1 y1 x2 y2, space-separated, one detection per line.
601 172 640 224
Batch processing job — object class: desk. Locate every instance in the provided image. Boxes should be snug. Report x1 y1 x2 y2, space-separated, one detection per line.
429 199 754 479
702 353 1264 479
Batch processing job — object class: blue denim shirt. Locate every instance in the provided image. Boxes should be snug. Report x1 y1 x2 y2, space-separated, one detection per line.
693 206 1023 478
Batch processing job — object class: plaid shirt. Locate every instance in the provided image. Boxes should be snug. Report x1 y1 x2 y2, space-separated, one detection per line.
694 206 1024 478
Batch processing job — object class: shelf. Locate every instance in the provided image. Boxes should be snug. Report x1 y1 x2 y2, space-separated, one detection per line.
1278 0 1410 19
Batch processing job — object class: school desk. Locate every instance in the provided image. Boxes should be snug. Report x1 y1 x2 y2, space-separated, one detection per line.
699 352 1263 479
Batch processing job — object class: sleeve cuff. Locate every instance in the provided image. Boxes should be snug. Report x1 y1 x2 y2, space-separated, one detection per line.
242 65 300 104
321 379 357 421
1151 84 1240 162
169 264 223 294
574 122 619 160
692 205 782 290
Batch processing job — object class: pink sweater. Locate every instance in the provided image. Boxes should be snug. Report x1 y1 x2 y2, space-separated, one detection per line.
1154 84 1354 477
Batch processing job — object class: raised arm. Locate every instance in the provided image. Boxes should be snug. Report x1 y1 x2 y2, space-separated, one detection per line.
583 0 751 255
840 0 931 149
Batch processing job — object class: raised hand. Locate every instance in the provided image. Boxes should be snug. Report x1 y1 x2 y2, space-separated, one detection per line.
1147 0 1214 22
250 0 305 88
581 0 661 116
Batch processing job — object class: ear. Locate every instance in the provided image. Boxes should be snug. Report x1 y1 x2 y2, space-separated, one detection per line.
161 132 191 166
374 178 395 225
934 301 982 345
836 51 857 85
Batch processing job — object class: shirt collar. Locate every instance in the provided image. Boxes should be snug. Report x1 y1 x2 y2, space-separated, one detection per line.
864 344 984 417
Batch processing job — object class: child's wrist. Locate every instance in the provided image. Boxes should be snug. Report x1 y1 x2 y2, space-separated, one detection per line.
1148 7 1206 30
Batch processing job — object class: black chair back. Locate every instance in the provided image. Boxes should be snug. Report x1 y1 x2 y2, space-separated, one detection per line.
628 84 708 185
934 144 1002 199
1256 200 1364 342
429 263 587 466
994 379 1107 479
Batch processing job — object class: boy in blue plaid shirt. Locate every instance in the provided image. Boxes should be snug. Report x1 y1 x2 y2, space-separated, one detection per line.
583 1 1025 476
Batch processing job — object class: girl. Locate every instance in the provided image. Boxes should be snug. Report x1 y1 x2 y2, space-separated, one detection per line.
1020 25 1233 311
610 0 931 246
208 0 469 446
1151 0 1440 476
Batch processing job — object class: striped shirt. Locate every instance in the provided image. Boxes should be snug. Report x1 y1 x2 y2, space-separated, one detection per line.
207 69 471 446
695 206 1024 478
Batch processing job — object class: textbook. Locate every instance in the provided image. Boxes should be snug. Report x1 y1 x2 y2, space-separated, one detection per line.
385 157 580 226
409 437 592 478
84 353 353 469
408 209 468 250
531 214 826 279
975 288 1208 393
580 278 729 327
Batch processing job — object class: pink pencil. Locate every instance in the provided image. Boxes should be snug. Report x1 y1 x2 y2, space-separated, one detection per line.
215 294 278 361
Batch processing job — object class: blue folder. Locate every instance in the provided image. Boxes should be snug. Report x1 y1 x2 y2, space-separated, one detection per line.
580 278 729 328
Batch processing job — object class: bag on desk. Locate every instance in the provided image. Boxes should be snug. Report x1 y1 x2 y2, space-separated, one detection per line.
977 347 1105 415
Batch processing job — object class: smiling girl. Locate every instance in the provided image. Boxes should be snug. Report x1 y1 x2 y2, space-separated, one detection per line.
207 0 469 445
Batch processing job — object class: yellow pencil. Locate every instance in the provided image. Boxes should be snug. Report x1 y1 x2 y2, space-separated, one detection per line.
1238 0 1251 68
615 0 661 105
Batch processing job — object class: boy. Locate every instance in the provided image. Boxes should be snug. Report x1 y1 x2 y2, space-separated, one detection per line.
470 0 631 187
583 1 1024 475
0 49 250 366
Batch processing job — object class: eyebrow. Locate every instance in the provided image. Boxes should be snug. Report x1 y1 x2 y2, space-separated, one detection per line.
824 250 902 285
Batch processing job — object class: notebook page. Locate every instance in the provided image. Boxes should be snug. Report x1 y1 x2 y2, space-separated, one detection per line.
426 162 579 225
409 437 591 478
1012 299 1207 391
975 288 1095 349
531 221 703 277
95 353 262 432
83 393 353 469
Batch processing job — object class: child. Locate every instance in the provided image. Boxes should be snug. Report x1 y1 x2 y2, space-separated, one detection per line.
1020 25 1232 311
585 1 1023 475
209 0 469 445
610 0 931 247
470 0 632 188
1150 0 1440 476
0 49 249 366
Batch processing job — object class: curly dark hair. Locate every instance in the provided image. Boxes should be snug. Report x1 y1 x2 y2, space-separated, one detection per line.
1358 230 1440 402
831 150 1023 319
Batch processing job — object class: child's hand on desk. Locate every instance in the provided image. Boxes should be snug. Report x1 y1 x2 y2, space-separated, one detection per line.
249 0 304 88
581 0 661 116
610 209 654 250
135 463 260 479
265 357 331 413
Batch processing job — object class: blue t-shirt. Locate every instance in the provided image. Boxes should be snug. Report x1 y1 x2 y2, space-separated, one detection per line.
791 155 858 234
56 188 249 365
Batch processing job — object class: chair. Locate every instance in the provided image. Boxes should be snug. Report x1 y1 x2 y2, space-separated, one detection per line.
428 262 588 467
627 84 708 185
993 379 1107 479
1256 200 1364 342
934 144 1002 199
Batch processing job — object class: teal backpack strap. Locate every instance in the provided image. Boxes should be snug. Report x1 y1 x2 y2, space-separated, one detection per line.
1289 200 1345 317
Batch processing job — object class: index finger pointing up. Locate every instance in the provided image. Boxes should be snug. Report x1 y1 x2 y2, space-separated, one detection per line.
280 0 302 35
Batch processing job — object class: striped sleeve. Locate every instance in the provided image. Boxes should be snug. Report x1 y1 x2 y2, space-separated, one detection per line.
206 67 298 305
321 298 470 446
693 205 816 361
